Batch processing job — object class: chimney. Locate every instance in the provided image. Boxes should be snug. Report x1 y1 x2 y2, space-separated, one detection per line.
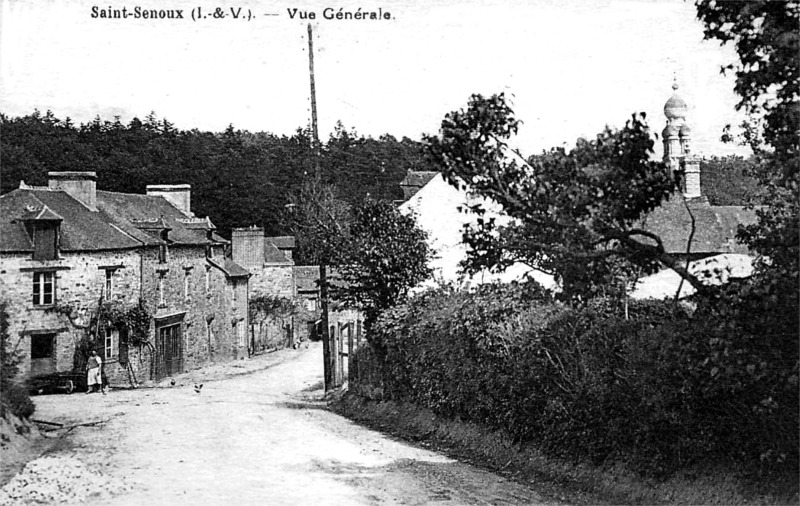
146 184 193 217
231 226 265 271
48 172 97 211
682 156 702 199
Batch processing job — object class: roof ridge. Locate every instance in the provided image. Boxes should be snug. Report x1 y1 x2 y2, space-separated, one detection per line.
97 189 161 198
107 223 147 246
18 181 52 191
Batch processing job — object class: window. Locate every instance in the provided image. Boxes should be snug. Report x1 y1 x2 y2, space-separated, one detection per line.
158 272 166 306
118 327 129 365
304 298 317 311
105 269 114 298
103 327 116 360
205 318 215 353
238 322 245 347
159 230 169 263
32 271 55 306
30 334 55 359
184 270 191 300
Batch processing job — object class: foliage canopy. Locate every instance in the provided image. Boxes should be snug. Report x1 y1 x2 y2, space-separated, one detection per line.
425 94 705 300
695 0 799 336
333 199 432 333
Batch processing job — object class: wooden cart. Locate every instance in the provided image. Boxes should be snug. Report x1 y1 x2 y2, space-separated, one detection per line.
28 371 87 395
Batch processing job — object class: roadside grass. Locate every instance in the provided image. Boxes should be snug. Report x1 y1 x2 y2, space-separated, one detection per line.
331 393 799 505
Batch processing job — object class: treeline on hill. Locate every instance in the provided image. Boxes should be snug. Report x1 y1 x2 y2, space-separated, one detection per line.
1 111 435 238
357 282 798 478
701 155 763 206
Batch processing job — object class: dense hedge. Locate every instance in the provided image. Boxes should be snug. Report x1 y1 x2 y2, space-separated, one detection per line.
1 302 35 420
362 283 798 477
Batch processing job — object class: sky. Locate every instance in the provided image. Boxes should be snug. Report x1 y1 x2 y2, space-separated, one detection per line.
1 0 751 160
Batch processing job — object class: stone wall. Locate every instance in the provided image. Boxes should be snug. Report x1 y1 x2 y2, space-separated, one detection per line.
0 249 146 386
250 265 294 299
140 246 242 376
0 243 249 388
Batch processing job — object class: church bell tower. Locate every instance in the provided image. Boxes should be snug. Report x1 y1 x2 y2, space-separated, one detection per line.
662 80 702 199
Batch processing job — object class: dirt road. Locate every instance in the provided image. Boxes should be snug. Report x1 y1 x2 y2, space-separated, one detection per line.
22 343 556 505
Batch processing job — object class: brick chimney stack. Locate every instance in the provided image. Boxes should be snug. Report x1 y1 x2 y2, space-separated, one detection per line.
146 184 193 217
231 226 265 271
48 171 97 211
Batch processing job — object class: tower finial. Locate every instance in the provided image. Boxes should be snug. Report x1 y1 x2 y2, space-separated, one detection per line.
672 73 679 91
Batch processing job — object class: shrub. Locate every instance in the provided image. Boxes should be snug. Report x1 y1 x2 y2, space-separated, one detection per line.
1 301 35 419
361 285 798 477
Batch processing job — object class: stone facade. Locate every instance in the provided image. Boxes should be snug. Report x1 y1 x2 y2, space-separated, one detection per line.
0 173 250 388
250 266 294 299
0 249 147 385
230 228 364 344
231 227 294 299
139 245 245 376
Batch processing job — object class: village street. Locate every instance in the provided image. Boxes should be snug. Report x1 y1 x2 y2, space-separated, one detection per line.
16 342 556 505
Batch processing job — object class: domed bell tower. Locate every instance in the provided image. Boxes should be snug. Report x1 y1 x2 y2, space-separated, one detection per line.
662 80 702 199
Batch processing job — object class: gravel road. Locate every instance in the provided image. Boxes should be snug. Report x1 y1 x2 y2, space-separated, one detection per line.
8 342 557 505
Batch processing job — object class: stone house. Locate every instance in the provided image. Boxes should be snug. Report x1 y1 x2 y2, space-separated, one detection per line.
230 227 295 351
230 229 363 346
0 172 250 387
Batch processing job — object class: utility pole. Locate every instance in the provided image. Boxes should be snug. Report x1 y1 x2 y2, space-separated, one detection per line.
307 23 334 392
307 23 320 161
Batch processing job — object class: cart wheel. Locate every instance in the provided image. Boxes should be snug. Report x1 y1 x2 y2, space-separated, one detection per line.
65 380 74 395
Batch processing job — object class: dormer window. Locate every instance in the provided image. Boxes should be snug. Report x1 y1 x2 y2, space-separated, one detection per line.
33 222 59 261
159 230 169 264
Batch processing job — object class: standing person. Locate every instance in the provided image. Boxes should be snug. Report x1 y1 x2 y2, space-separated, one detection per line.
86 350 104 394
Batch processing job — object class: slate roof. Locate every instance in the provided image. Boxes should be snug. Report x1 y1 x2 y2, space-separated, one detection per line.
399 171 439 200
0 186 227 253
1 189 144 252
97 190 227 245
263 242 292 265
207 257 251 278
400 171 438 188
267 236 295 250
640 196 757 255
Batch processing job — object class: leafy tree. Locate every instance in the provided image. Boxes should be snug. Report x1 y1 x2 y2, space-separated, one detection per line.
425 93 705 301
696 1 798 269
0 301 35 419
696 0 799 326
693 3 799 471
700 155 761 206
281 174 352 265
333 199 432 334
